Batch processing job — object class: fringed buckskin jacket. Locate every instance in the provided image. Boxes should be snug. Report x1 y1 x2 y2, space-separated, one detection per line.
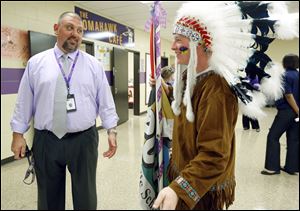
168 71 238 210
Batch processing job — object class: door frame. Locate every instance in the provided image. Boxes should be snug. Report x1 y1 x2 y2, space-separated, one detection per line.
127 49 140 115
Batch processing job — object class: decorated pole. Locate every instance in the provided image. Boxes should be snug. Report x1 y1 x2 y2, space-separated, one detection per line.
150 22 155 79
140 1 167 209
153 1 163 192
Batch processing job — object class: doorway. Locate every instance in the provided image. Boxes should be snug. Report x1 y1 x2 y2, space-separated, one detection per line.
161 56 168 68
113 47 128 125
112 48 141 125
127 50 140 116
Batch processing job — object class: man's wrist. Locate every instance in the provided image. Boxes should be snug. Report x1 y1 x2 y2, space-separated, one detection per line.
107 128 117 135
13 132 24 139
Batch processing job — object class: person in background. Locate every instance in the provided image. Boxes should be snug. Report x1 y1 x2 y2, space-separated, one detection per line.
242 74 260 132
261 54 299 176
242 115 260 132
161 66 175 102
161 66 175 86
149 66 175 101
10 12 119 210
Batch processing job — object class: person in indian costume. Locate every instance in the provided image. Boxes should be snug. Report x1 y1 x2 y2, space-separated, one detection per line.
152 1 299 210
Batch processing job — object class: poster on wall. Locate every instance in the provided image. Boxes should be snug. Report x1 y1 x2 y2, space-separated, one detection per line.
1 26 30 65
75 6 135 48
95 45 111 71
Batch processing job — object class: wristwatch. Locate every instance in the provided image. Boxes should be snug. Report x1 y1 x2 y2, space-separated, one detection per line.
107 128 117 135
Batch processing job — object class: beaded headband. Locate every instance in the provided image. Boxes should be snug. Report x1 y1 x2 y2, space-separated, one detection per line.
174 16 212 48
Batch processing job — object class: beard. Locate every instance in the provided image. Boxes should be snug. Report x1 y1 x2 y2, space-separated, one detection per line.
62 37 80 53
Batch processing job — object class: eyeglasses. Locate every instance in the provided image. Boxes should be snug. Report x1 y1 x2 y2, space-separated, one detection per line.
23 145 35 185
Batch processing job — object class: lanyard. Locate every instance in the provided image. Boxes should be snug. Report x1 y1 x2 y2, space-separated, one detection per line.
54 50 79 94
23 145 35 185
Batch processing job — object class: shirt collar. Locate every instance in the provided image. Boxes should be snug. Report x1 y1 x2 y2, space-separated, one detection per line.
196 66 213 77
54 43 79 61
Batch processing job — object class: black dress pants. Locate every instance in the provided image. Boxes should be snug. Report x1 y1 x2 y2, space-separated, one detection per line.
32 126 99 210
264 109 299 172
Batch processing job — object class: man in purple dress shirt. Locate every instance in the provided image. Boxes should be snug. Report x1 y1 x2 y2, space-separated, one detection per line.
10 12 119 210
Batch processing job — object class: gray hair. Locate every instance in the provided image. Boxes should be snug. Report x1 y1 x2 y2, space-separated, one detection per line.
161 66 175 80
58 12 82 24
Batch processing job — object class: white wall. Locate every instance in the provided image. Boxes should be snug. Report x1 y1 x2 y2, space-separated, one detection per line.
266 38 299 64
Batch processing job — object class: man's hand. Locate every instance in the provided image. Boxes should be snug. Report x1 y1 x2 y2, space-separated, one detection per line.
103 133 117 159
149 75 156 87
152 187 178 210
149 75 170 96
11 132 27 159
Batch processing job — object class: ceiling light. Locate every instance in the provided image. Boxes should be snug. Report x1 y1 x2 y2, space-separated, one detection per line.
84 32 116 39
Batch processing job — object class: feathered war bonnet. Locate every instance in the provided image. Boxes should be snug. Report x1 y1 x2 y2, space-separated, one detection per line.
171 1 299 122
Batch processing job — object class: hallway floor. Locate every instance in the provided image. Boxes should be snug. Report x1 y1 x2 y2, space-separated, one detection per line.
1 107 299 210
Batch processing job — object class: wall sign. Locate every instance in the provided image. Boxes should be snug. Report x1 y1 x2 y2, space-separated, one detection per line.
75 6 134 47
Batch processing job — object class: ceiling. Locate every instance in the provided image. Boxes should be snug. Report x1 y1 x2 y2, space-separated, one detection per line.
74 1 299 42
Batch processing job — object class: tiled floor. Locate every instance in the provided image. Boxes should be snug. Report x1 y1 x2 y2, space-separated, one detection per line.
1 107 299 210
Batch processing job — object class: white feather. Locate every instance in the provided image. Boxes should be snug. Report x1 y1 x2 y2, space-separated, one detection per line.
273 13 299 39
252 91 267 107
183 41 197 121
263 2 299 39
239 90 267 119
171 101 181 116
239 101 266 120
260 62 284 100
186 107 195 122
172 58 183 116
265 1 289 17
173 1 297 121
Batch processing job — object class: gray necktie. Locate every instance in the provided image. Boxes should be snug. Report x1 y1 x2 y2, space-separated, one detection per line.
52 55 69 139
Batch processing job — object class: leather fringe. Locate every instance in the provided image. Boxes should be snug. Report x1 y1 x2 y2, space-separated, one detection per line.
206 179 236 210
168 163 236 210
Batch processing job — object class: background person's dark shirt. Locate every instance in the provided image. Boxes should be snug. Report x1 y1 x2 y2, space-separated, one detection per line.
275 69 299 110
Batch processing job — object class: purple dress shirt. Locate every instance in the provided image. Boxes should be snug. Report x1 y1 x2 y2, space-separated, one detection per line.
11 45 119 134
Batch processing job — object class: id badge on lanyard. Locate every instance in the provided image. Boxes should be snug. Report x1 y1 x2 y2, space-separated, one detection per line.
54 50 79 113
67 93 77 112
